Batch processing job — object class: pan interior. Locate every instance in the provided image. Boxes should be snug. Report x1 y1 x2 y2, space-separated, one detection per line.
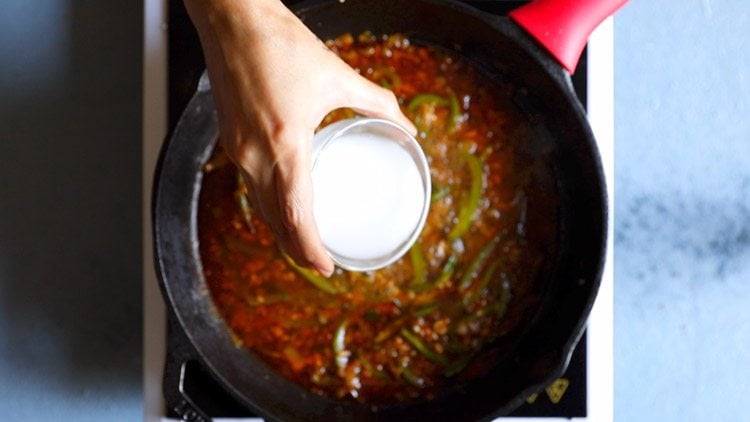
154 0 607 420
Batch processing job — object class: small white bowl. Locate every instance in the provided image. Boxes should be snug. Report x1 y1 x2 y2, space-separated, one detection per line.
311 118 431 272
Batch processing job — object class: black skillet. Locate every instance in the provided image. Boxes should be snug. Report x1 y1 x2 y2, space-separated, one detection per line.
154 0 624 420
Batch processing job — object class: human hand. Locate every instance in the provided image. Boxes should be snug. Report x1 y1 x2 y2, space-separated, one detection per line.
185 0 416 276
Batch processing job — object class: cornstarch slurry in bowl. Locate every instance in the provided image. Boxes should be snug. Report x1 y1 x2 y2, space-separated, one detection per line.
311 118 431 271
313 134 423 258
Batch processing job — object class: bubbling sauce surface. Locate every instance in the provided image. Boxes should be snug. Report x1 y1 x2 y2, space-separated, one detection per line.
198 33 559 403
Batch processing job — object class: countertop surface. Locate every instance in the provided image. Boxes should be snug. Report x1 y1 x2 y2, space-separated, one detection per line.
1 1 749 421
614 2 750 420
0 1 142 421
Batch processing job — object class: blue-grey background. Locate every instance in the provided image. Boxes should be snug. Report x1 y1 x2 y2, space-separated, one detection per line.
0 1 748 421
614 1 750 421
0 0 142 421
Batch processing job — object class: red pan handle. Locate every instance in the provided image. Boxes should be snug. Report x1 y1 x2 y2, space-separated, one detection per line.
509 0 627 73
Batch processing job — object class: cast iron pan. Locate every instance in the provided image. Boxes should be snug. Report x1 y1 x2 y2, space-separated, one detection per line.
154 0 624 420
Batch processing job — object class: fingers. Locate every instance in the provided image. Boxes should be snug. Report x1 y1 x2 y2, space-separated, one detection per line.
343 75 418 136
239 139 335 278
273 144 335 277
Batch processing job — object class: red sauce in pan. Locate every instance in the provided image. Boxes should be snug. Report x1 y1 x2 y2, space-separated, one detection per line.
197 33 559 403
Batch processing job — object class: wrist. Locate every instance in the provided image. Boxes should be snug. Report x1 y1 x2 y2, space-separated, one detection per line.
184 0 289 37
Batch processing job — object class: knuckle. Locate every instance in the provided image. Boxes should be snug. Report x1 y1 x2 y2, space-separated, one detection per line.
264 122 302 159
268 119 288 142
383 87 397 101
234 145 256 169
264 118 295 148
380 89 401 110
220 133 253 166
280 197 306 233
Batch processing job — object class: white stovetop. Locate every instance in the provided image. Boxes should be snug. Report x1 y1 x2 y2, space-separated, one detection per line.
142 3 614 420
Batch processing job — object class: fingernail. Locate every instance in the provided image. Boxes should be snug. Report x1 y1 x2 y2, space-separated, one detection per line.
316 263 334 278
406 120 418 136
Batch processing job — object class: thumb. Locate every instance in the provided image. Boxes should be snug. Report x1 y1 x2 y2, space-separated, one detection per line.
343 75 418 136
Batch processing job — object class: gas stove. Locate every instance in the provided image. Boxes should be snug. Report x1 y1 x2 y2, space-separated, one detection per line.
143 1 614 420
